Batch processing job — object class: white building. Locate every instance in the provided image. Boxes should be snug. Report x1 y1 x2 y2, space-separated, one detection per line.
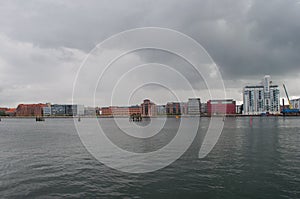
76 105 85 116
180 102 188 115
291 98 300 110
243 75 280 115
156 105 166 115
84 107 97 116
187 98 201 115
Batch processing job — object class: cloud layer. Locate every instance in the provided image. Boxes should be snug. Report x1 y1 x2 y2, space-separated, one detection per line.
0 0 300 106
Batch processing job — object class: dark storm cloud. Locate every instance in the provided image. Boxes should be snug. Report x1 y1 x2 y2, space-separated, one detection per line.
2 0 299 76
0 0 300 106
212 0 300 78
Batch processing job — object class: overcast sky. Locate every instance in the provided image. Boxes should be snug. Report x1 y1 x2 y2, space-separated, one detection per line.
1 0 300 107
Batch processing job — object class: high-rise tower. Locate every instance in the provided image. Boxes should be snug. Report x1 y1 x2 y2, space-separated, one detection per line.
243 75 280 115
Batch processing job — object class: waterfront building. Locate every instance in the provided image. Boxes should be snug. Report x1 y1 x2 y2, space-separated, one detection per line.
180 102 188 115
84 107 97 116
128 105 142 115
43 107 51 116
51 104 84 116
187 98 201 116
51 104 66 116
243 75 280 115
5 108 16 116
291 98 300 110
0 108 8 116
77 104 84 116
141 99 157 117
95 107 100 116
100 106 141 116
156 105 166 115
207 99 236 115
16 103 47 116
236 105 243 114
201 103 207 115
100 107 112 116
166 102 181 115
111 106 130 116
0 108 7 112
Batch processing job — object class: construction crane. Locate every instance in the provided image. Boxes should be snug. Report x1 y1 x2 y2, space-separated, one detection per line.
283 84 293 109
282 83 299 114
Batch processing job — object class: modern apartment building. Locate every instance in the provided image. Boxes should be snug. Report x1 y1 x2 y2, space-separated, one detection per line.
51 104 84 116
243 75 280 115
187 98 201 115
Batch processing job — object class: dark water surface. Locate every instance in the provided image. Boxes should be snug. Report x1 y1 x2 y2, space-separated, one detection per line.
0 117 299 198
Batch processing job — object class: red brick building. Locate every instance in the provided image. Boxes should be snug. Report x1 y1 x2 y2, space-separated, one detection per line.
141 99 156 116
100 106 141 116
16 104 47 116
207 99 236 115
128 106 142 115
100 107 113 116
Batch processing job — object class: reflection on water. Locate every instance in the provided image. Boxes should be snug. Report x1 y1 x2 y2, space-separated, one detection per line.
0 117 299 198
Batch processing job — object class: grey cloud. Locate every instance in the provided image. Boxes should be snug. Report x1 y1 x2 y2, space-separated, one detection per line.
0 0 300 106
2 0 299 77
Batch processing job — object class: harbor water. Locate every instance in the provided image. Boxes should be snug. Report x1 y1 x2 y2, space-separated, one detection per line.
0 117 299 198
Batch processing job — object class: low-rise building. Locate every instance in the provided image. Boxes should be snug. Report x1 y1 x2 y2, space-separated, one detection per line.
84 107 97 116
201 103 207 115
187 98 201 115
236 105 243 114
166 102 181 115
43 107 51 116
100 105 141 117
51 104 66 116
111 107 130 116
157 105 166 115
6 108 16 116
180 102 188 115
51 104 84 116
207 99 236 115
128 105 142 115
291 98 300 110
0 108 8 116
16 103 47 116
101 107 112 116
0 108 16 116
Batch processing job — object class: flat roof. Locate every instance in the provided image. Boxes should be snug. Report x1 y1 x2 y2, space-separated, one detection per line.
209 99 234 102
244 85 278 88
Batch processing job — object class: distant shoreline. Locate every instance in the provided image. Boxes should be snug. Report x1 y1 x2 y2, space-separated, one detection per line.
1 114 300 119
